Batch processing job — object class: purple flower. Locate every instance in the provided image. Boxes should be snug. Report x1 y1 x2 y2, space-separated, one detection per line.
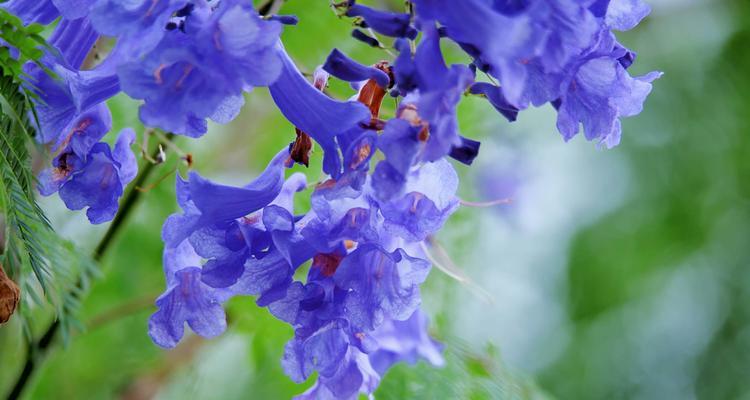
30 65 120 144
301 199 381 254
601 0 651 31
269 43 370 177
448 135 482 166
187 222 256 288
420 0 603 108
43 103 112 163
282 321 351 384
137 0 663 396
89 0 186 55
48 17 99 70
412 0 660 147
116 0 283 137
1 0 59 25
149 241 229 348
403 24 475 162
154 169 313 348
555 35 662 148
370 116 437 201
189 1 283 89
268 14 299 25
412 0 541 106
149 266 227 348
469 82 519 122
323 48 390 89
150 244 294 349
38 107 138 224
293 347 380 400
23 19 119 145
334 245 431 331
392 38 418 94
263 205 316 269
301 159 383 252
231 250 295 302
162 148 289 247
376 119 421 176
191 173 313 294
56 134 136 224
269 244 441 398
1 0 94 25
345 2 417 39
369 310 444 374
379 159 460 242
52 0 95 20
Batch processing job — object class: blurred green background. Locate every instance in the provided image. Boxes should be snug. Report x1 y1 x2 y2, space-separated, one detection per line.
2 0 750 398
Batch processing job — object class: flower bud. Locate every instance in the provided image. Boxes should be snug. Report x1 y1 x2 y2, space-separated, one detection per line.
0 264 20 324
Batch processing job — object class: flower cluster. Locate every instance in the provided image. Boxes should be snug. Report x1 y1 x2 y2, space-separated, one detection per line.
3 0 660 398
152 51 454 396
149 1 659 398
412 0 662 148
6 0 287 223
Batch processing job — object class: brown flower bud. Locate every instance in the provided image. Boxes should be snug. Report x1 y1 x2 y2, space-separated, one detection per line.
0 264 20 324
289 128 313 167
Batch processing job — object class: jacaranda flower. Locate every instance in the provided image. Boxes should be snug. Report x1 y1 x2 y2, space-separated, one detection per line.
412 0 661 147
554 34 662 148
161 148 289 247
323 48 390 89
269 43 371 177
149 240 229 348
392 24 478 163
368 310 444 375
38 105 137 224
116 0 283 137
89 0 187 55
0 0 658 396
344 1 418 39
1 0 94 25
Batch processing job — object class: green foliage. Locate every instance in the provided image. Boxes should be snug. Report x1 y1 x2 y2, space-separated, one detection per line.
539 3 750 399
0 74 48 277
0 18 98 341
0 8 48 84
377 340 551 400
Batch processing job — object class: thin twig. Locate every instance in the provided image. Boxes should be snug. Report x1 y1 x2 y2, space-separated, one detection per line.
87 294 161 331
135 166 178 193
152 129 185 158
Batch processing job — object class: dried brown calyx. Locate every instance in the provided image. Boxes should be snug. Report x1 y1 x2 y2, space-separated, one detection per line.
290 61 393 167
288 65 332 167
289 127 314 167
357 61 394 120
0 263 20 324
312 252 345 277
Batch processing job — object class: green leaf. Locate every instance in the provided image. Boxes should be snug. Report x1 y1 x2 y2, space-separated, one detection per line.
0 8 52 84
0 65 97 340
376 338 552 400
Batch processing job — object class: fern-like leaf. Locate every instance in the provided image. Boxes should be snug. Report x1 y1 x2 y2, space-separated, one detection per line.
0 73 52 292
1 16 99 338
